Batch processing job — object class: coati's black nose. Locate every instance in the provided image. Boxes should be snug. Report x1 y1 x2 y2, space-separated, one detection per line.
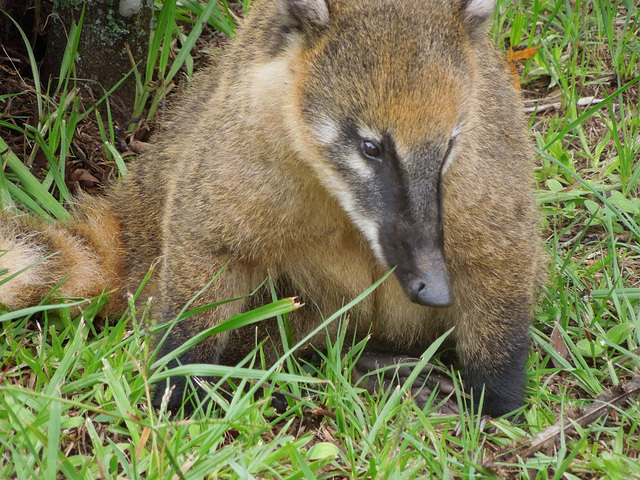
409 270 455 307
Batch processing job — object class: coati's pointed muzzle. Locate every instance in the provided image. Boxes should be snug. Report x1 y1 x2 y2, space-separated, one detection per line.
385 230 455 308
406 248 454 308
380 166 454 308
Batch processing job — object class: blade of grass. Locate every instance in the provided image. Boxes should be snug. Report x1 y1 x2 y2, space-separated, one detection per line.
2 10 43 120
55 8 84 95
0 136 69 220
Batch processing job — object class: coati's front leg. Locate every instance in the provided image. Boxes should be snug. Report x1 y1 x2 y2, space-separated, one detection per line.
434 251 537 419
351 303 530 418
152 255 268 411
450 282 532 418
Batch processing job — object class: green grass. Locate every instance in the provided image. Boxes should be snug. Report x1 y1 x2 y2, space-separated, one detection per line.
1 0 640 478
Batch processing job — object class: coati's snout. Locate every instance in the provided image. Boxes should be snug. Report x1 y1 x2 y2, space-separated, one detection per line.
379 184 455 308
400 246 454 308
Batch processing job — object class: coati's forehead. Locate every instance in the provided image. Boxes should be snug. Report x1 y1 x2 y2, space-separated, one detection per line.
298 0 471 146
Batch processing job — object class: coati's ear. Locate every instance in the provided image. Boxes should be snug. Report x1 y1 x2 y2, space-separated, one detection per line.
460 0 496 37
278 0 331 34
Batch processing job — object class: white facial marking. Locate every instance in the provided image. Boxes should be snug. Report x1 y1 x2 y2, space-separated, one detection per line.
313 120 378 180
313 117 340 145
451 122 464 138
316 171 385 263
465 0 496 19
348 152 376 179
357 125 383 145
440 151 455 176
350 125 385 178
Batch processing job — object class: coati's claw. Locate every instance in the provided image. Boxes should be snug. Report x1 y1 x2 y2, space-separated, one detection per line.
352 352 457 413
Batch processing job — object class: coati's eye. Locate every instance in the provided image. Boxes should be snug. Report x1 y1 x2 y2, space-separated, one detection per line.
360 140 382 161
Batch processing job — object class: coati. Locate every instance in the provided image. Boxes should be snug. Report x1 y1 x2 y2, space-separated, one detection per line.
0 0 546 417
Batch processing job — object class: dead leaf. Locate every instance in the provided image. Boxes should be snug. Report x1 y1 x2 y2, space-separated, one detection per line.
508 46 538 62
507 46 539 90
550 323 569 367
70 168 100 185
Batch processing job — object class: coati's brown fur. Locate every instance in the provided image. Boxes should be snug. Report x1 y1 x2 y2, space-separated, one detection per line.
0 0 546 417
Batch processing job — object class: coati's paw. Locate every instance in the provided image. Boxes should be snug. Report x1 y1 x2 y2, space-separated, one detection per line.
352 351 526 420
151 376 188 413
152 375 219 415
464 364 526 420
352 351 458 414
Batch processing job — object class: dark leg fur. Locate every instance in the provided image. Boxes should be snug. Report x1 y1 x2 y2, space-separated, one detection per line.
152 322 530 417
151 330 226 412
462 328 529 418
152 326 299 414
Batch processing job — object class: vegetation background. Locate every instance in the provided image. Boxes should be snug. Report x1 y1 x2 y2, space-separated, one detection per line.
0 0 639 478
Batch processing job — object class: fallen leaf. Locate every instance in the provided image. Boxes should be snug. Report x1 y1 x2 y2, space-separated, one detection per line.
550 323 569 367
508 46 538 62
507 46 539 90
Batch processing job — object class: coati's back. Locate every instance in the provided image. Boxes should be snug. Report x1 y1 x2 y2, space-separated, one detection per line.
0 0 545 417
